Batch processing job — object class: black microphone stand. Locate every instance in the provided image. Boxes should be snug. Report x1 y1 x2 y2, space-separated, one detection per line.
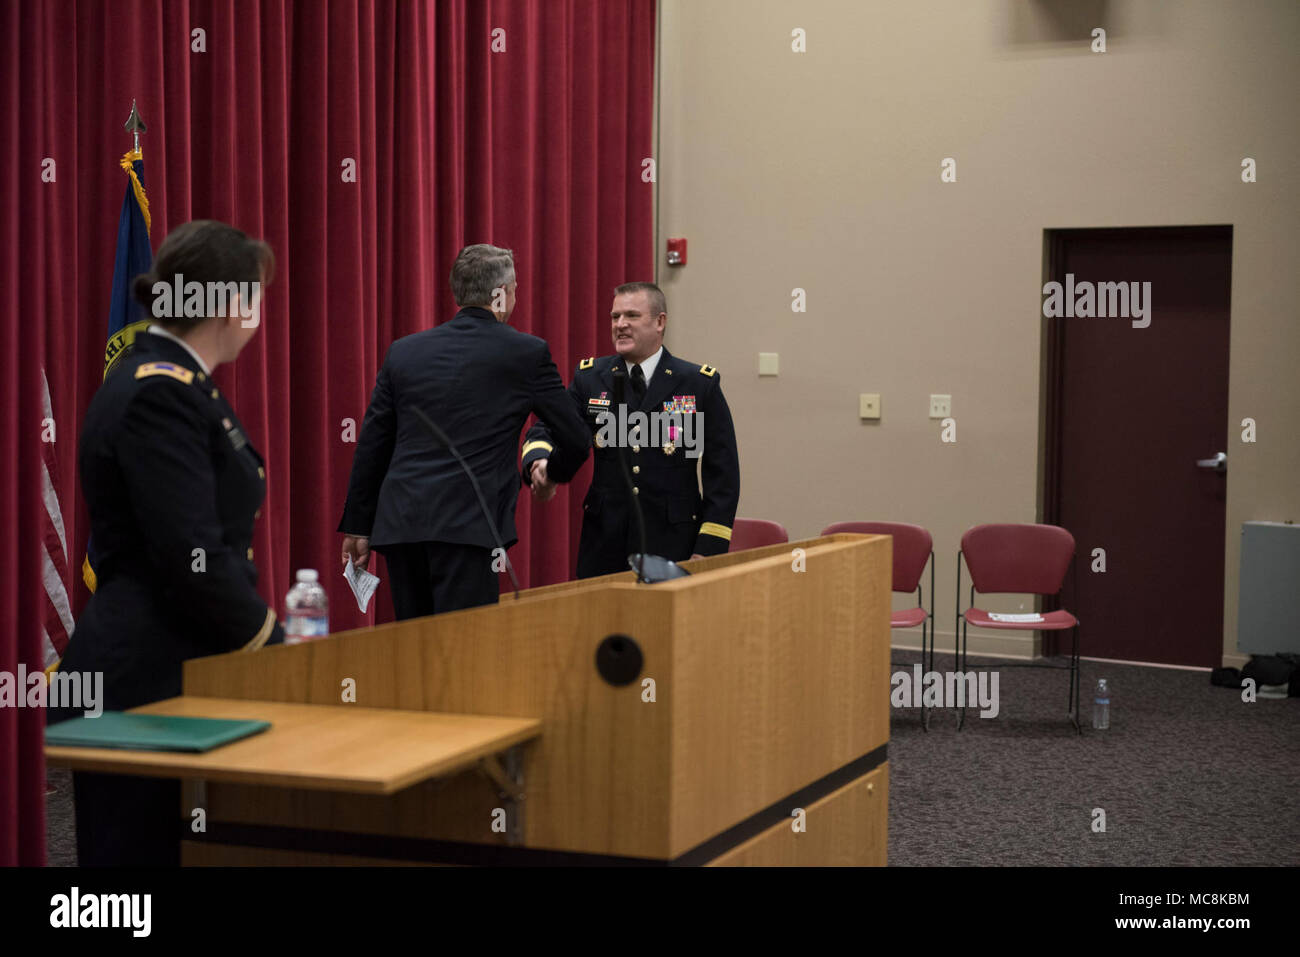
610 367 650 583
408 405 521 599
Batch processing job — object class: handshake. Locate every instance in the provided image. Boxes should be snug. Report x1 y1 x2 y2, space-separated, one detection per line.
529 458 558 502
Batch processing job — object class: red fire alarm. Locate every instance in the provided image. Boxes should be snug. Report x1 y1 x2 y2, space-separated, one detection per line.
666 237 687 266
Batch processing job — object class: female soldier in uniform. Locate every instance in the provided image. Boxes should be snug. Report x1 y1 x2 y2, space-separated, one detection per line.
52 220 284 866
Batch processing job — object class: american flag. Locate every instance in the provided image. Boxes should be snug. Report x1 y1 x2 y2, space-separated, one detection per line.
40 369 73 667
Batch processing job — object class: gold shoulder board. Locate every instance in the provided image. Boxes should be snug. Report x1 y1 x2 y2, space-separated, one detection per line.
135 362 195 385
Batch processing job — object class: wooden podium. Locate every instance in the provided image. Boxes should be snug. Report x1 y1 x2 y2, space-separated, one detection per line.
48 533 890 866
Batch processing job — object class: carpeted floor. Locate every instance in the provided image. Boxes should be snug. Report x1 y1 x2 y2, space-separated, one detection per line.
887 650 1300 866
44 650 1300 866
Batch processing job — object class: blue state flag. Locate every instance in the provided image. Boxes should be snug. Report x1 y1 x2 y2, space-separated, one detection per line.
102 149 154 376
84 149 153 591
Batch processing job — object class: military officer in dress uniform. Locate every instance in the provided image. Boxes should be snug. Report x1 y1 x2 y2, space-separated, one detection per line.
51 220 283 866
522 282 740 578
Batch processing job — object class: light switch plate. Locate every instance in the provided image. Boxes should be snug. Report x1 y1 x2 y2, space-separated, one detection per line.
860 393 881 419
929 394 952 418
758 353 779 376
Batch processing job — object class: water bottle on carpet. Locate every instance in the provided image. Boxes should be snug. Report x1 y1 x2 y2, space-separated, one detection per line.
1092 678 1110 730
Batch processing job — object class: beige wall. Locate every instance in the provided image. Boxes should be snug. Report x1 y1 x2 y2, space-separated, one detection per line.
655 0 1300 665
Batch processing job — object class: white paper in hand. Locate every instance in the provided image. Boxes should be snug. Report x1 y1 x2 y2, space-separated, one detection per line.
344 557 381 614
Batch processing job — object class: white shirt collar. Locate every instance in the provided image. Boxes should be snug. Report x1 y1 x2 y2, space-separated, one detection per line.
625 345 664 384
147 324 212 376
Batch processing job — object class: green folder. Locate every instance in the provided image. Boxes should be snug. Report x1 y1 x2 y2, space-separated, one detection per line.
46 712 270 753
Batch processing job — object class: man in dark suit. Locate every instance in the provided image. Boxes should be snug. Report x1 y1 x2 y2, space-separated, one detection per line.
339 244 589 618
522 282 740 579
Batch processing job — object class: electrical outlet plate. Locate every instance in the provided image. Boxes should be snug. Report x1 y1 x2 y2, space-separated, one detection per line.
859 393 881 419
929 394 951 418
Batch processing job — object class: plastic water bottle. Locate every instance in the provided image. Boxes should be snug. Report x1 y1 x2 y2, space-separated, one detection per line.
285 569 328 644
1092 678 1110 730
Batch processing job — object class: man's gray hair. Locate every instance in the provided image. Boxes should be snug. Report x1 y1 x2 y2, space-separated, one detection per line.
450 244 516 307
614 281 666 318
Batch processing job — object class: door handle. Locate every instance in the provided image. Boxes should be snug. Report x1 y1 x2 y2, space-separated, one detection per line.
1196 451 1227 473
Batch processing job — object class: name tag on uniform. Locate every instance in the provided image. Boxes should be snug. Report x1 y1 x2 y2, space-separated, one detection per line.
222 417 248 452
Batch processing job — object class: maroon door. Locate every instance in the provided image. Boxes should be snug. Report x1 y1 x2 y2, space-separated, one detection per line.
1043 226 1232 667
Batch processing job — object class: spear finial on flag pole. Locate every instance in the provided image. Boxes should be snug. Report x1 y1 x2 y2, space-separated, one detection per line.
124 99 146 155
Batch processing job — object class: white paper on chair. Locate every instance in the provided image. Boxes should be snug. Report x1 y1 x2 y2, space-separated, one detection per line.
344 557 381 614
988 612 1044 623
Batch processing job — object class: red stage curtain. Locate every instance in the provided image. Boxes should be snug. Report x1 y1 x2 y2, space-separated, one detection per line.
2 0 653 865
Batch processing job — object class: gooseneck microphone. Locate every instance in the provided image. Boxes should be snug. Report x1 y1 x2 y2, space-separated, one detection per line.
611 367 651 582
408 405 521 600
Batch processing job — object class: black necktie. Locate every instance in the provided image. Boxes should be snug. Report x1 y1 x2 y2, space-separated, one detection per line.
630 363 647 405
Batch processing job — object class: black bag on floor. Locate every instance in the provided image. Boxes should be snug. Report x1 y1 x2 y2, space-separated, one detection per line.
1210 667 1242 688
1241 655 1295 688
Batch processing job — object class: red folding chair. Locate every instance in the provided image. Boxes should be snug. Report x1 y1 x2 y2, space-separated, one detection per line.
824 522 936 730
955 523 1081 732
729 518 789 552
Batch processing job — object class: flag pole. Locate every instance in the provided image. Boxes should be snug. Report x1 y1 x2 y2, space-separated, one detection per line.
124 99 146 156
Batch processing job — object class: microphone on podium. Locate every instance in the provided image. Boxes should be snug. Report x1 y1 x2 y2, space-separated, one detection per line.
408 405 521 600
611 366 689 584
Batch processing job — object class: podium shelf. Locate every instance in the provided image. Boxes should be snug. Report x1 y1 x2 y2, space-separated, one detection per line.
45 696 541 795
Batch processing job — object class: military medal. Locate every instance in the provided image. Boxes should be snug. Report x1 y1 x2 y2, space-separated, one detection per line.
663 423 677 456
588 392 611 422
